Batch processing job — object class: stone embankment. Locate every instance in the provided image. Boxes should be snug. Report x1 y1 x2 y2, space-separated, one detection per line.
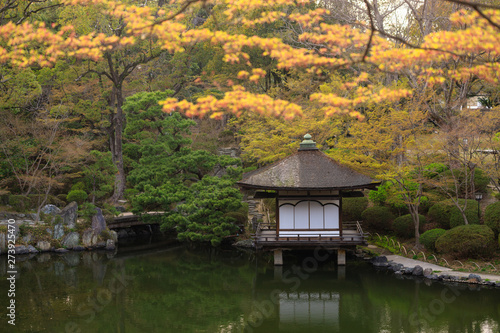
0 202 117 256
369 254 500 288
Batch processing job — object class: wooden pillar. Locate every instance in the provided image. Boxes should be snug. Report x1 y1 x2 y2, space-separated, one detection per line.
274 249 283 266
274 265 283 280
337 249 346 266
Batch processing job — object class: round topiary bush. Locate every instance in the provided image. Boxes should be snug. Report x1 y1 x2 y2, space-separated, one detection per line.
392 214 427 239
484 202 500 235
420 228 446 252
66 190 88 204
427 202 452 229
435 225 496 258
449 205 480 228
361 206 395 232
342 197 369 222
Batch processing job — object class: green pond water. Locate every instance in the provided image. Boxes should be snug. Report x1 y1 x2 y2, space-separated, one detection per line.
1 238 499 333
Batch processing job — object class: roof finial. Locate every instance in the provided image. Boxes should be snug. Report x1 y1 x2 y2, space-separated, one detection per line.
299 133 318 151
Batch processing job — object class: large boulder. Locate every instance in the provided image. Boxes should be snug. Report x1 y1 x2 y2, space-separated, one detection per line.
91 207 106 235
82 229 94 247
0 232 6 252
36 241 51 252
58 201 78 229
370 256 389 267
53 223 65 240
105 239 115 251
412 265 424 276
41 204 61 216
62 232 80 249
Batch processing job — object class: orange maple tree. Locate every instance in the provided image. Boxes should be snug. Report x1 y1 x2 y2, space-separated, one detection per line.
2 0 498 121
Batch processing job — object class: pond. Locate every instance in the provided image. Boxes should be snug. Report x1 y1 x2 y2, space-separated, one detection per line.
0 238 499 333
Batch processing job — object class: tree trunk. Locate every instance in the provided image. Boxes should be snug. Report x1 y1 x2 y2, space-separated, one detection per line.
410 205 420 248
111 85 126 203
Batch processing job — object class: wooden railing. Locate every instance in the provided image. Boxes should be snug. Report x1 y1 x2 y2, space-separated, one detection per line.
253 221 367 246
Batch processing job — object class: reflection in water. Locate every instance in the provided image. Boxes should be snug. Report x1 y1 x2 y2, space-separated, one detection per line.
0 244 499 333
279 291 339 331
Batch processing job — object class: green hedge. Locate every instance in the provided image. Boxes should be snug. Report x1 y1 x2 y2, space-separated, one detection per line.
427 202 453 229
427 199 480 229
392 214 426 239
484 202 500 235
361 206 395 232
449 205 480 228
435 225 496 258
420 228 446 252
342 197 369 222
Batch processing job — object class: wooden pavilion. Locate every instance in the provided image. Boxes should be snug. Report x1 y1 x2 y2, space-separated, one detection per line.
237 134 380 265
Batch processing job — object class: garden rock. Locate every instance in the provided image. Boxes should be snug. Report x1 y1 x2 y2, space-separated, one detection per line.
58 201 78 229
412 265 424 276
371 256 389 267
36 241 51 252
91 207 106 235
0 233 6 252
41 204 61 216
82 229 94 247
423 268 433 277
27 245 38 253
53 223 65 240
62 232 80 249
15 245 28 254
105 239 115 251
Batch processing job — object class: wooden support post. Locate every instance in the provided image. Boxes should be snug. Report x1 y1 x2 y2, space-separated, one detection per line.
337 249 346 266
337 266 346 280
274 265 283 281
274 249 283 266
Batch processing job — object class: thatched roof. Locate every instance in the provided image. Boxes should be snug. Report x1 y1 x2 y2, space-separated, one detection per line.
237 135 378 191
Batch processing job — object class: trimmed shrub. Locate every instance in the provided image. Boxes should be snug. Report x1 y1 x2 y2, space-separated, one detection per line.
66 190 88 204
423 163 448 178
484 202 500 235
56 194 68 205
392 214 427 239
449 205 480 228
435 225 496 258
8 195 32 212
420 228 446 252
361 206 395 232
71 181 86 191
342 197 369 222
28 194 66 208
427 202 453 229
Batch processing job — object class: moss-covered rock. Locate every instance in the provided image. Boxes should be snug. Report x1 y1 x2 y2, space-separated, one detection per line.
435 225 496 258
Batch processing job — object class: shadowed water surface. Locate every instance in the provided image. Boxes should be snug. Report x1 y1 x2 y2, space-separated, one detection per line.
0 241 499 333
